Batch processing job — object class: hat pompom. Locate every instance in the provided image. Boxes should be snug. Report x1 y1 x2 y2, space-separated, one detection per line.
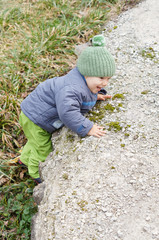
92 35 106 47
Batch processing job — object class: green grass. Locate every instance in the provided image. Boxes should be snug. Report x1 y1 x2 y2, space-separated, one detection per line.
0 0 142 239
0 178 37 239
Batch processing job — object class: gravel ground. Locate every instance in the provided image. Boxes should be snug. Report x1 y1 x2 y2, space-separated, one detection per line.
32 0 159 239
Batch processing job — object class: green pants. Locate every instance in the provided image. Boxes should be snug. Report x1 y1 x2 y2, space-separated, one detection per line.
19 112 52 178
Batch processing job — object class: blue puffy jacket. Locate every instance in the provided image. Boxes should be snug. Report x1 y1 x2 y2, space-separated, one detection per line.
21 67 104 137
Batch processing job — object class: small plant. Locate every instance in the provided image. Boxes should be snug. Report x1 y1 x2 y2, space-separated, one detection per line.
121 143 125 147
141 47 156 59
55 150 59 155
104 103 115 112
141 90 149 94
65 198 71 204
118 103 123 107
77 200 88 211
112 93 125 100
111 166 115 169
107 121 122 132
89 109 105 122
66 133 75 143
62 173 69 180
124 133 130 137
72 191 77 195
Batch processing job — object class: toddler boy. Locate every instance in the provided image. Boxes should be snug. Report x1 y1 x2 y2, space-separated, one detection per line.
19 35 115 184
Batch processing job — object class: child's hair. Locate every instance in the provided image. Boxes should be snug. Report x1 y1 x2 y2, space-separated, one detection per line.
77 35 115 77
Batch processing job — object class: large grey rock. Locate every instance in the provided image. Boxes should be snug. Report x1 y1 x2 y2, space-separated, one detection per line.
31 0 159 239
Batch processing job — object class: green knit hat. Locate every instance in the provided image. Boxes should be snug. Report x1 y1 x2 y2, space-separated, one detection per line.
77 35 115 77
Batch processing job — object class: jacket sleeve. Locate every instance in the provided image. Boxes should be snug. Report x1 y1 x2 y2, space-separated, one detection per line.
55 85 93 137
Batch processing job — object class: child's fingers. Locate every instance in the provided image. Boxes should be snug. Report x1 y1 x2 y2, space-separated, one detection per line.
96 125 106 131
98 95 112 101
95 131 106 138
103 95 112 99
105 95 112 99
98 130 106 135
87 124 106 137
94 127 106 137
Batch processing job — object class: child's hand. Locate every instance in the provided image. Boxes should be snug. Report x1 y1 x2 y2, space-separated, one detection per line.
87 124 106 138
97 94 112 101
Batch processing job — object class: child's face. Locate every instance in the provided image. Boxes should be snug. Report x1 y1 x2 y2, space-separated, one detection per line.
85 76 110 94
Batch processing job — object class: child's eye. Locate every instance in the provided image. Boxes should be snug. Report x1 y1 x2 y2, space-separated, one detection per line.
101 77 110 80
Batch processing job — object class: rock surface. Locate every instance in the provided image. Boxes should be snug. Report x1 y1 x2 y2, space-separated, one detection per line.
31 0 159 239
